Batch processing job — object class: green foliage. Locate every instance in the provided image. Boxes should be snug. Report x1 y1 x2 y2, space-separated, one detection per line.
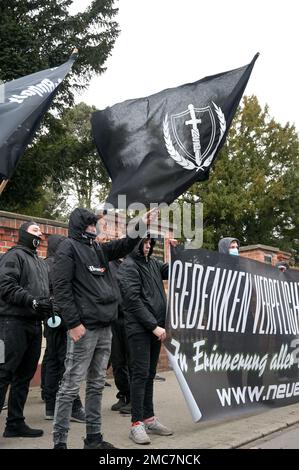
183 96 299 261
0 0 118 213
2 102 111 217
47 102 111 212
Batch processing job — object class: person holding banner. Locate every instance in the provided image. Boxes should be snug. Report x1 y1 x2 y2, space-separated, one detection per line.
0 222 52 438
117 236 174 445
218 237 244 389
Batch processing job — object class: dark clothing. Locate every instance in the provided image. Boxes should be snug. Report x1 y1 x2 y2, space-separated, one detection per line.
42 234 82 412
0 318 42 426
0 246 49 320
0 244 49 429
53 209 145 330
53 207 145 444
111 317 130 401
128 333 161 422
117 238 168 423
117 239 168 338
109 259 130 401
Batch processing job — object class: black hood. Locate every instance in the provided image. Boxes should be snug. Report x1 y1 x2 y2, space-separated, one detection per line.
131 236 156 260
18 221 41 251
68 208 98 241
47 235 67 257
218 237 240 254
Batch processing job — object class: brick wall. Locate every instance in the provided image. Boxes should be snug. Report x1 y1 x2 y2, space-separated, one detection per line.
0 210 170 385
0 210 68 258
239 244 292 266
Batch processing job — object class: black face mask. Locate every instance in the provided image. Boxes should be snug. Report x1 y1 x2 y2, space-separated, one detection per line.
82 231 97 240
19 229 41 250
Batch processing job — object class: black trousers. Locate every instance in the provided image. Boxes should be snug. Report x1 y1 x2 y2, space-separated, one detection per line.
128 332 161 423
111 317 131 401
0 317 42 428
42 325 82 411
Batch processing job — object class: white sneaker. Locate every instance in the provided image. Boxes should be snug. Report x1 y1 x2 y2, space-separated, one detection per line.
145 417 173 436
129 422 151 445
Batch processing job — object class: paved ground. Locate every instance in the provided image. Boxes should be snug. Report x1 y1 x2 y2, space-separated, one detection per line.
1 371 299 449
241 423 299 449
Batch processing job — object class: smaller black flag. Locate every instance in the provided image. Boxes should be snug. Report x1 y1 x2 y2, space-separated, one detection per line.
0 52 77 180
92 54 259 207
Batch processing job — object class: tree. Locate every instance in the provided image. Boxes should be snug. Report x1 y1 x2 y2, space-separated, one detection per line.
0 0 119 212
11 102 111 218
48 102 111 213
183 95 299 261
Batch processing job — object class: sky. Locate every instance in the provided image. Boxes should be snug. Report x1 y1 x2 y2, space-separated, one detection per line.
71 0 299 131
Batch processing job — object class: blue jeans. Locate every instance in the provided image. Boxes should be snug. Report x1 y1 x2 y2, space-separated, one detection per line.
53 326 112 444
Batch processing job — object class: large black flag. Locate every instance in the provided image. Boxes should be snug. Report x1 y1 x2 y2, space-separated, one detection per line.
0 52 77 180
92 54 259 207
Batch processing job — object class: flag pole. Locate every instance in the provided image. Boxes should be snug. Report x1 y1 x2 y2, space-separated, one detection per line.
0 179 9 195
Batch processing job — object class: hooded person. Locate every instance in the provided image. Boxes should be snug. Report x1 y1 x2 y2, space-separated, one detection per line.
217 236 263 390
117 235 173 445
41 234 86 423
52 207 153 449
218 237 240 256
0 221 52 438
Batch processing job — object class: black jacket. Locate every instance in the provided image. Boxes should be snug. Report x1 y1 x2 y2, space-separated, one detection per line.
117 238 168 338
53 208 144 330
45 234 67 329
109 259 125 319
0 245 49 320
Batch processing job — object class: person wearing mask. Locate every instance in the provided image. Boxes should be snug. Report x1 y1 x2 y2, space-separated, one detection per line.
42 235 85 423
117 235 174 445
218 237 243 388
52 207 154 449
0 221 52 437
218 237 240 256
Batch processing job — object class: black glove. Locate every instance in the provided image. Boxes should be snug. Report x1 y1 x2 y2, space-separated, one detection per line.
32 297 53 316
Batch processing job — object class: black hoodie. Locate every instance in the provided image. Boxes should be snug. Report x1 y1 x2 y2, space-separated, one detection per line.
53 207 145 330
117 237 169 338
0 244 49 320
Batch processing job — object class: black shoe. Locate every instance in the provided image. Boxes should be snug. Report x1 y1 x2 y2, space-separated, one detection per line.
3 423 44 438
54 443 67 449
119 402 131 415
84 438 116 449
154 374 166 381
111 398 126 411
70 407 86 423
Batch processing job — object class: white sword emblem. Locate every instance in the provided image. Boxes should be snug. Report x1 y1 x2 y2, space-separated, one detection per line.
185 104 202 166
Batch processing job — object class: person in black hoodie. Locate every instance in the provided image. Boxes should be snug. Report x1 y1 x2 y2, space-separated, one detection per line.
42 234 85 423
109 258 131 414
117 236 173 445
0 221 52 438
52 207 151 449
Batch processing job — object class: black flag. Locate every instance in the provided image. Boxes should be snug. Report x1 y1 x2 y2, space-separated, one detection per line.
0 52 77 180
92 54 259 207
